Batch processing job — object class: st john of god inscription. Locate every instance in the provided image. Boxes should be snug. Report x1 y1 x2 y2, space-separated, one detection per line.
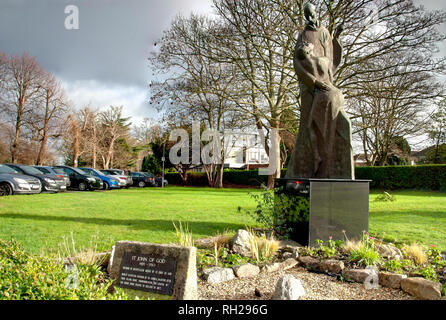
118 251 177 295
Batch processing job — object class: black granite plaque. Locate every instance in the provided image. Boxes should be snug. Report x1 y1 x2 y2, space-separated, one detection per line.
118 251 177 295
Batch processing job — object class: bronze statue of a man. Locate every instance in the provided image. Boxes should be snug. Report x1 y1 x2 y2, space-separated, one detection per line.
286 2 354 180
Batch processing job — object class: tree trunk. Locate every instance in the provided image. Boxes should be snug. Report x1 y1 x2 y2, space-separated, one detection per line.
267 128 282 189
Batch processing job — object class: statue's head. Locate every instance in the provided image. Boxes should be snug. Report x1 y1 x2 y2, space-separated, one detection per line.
304 2 318 28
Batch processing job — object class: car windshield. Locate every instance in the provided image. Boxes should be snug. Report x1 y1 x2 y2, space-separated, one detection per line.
21 166 46 175
142 172 155 178
100 170 113 175
80 168 95 176
71 168 89 175
0 165 19 174
35 167 50 174
52 168 65 175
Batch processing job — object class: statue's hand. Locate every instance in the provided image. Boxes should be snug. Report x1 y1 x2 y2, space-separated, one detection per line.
315 80 332 91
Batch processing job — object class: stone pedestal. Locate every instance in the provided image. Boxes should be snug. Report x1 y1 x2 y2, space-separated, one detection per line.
275 178 370 246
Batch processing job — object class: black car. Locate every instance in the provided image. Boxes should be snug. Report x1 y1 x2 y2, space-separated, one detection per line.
4 164 66 193
141 172 168 187
53 166 103 191
33 165 71 188
131 172 156 188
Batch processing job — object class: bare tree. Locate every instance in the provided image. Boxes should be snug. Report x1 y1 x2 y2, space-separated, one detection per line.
98 106 131 169
1 52 46 163
150 14 249 187
426 99 446 163
27 73 70 165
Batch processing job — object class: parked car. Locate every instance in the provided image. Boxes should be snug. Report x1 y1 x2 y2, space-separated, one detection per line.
0 164 42 196
131 172 156 188
33 165 71 188
53 166 103 191
79 167 120 190
100 169 132 188
5 164 67 193
141 172 168 187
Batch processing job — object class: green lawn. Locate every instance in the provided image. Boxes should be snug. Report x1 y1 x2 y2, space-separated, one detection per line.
0 187 257 255
0 187 445 255
369 190 446 250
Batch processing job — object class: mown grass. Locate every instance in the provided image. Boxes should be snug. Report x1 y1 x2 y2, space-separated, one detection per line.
0 187 257 255
369 190 446 251
0 187 445 254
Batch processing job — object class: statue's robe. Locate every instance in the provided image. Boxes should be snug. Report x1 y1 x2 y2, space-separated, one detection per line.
286 25 354 179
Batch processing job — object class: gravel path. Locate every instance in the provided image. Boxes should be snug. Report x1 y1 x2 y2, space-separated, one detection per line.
198 266 413 300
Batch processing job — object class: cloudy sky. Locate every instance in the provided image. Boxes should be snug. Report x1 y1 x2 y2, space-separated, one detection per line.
0 0 445 129
0 0 213 126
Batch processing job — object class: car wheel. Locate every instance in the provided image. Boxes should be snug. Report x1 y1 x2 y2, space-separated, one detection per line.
103 182 109 190
0 183 13 196
138 181 145 188
78 182 87 191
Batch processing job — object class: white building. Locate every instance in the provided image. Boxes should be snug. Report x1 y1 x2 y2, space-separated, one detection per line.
223 131 269 169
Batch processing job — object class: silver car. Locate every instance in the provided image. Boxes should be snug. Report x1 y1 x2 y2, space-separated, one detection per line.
0 165 42 196
100 169 133 188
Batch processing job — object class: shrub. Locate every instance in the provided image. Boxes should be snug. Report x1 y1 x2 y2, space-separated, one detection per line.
374 191 396 202
315 238 339 258
347 234 381 266
414 265 438 282
427 245 445 267
238 185 309 238
383 259 403 273
246 228 279 263
57 232 109 267
173 221 194 247
0 239 130 300
402 243 427 265
349 246 381 266
165 166 446 190
355 165 446 191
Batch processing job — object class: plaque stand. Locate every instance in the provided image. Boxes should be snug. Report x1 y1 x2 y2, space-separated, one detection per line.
275 178 370 247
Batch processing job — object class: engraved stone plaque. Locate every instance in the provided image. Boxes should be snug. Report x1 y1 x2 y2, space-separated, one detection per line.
118 252 177 295
109 241 197 300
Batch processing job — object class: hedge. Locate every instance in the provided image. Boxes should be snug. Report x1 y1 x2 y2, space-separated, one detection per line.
164 165 446 190
355 165 446 190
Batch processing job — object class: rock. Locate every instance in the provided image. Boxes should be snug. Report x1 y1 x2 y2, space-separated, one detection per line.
282 252 293 259
378 272 407 289
280 258 299 271
278 240 302 250
233 263 260 278
343 269 376 283
203 267 235 285
401 277 442 300
298 256 320 270
195 238 214 249
231 230 253 257
262 263 281 274
281 246 299 259
376 244 402 259
320 259 344 274
272 275 306 300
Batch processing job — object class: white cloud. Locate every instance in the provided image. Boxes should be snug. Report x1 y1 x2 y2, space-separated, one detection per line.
61 79 155 126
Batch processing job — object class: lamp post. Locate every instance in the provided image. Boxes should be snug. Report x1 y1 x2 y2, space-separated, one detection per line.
161 142 166 188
